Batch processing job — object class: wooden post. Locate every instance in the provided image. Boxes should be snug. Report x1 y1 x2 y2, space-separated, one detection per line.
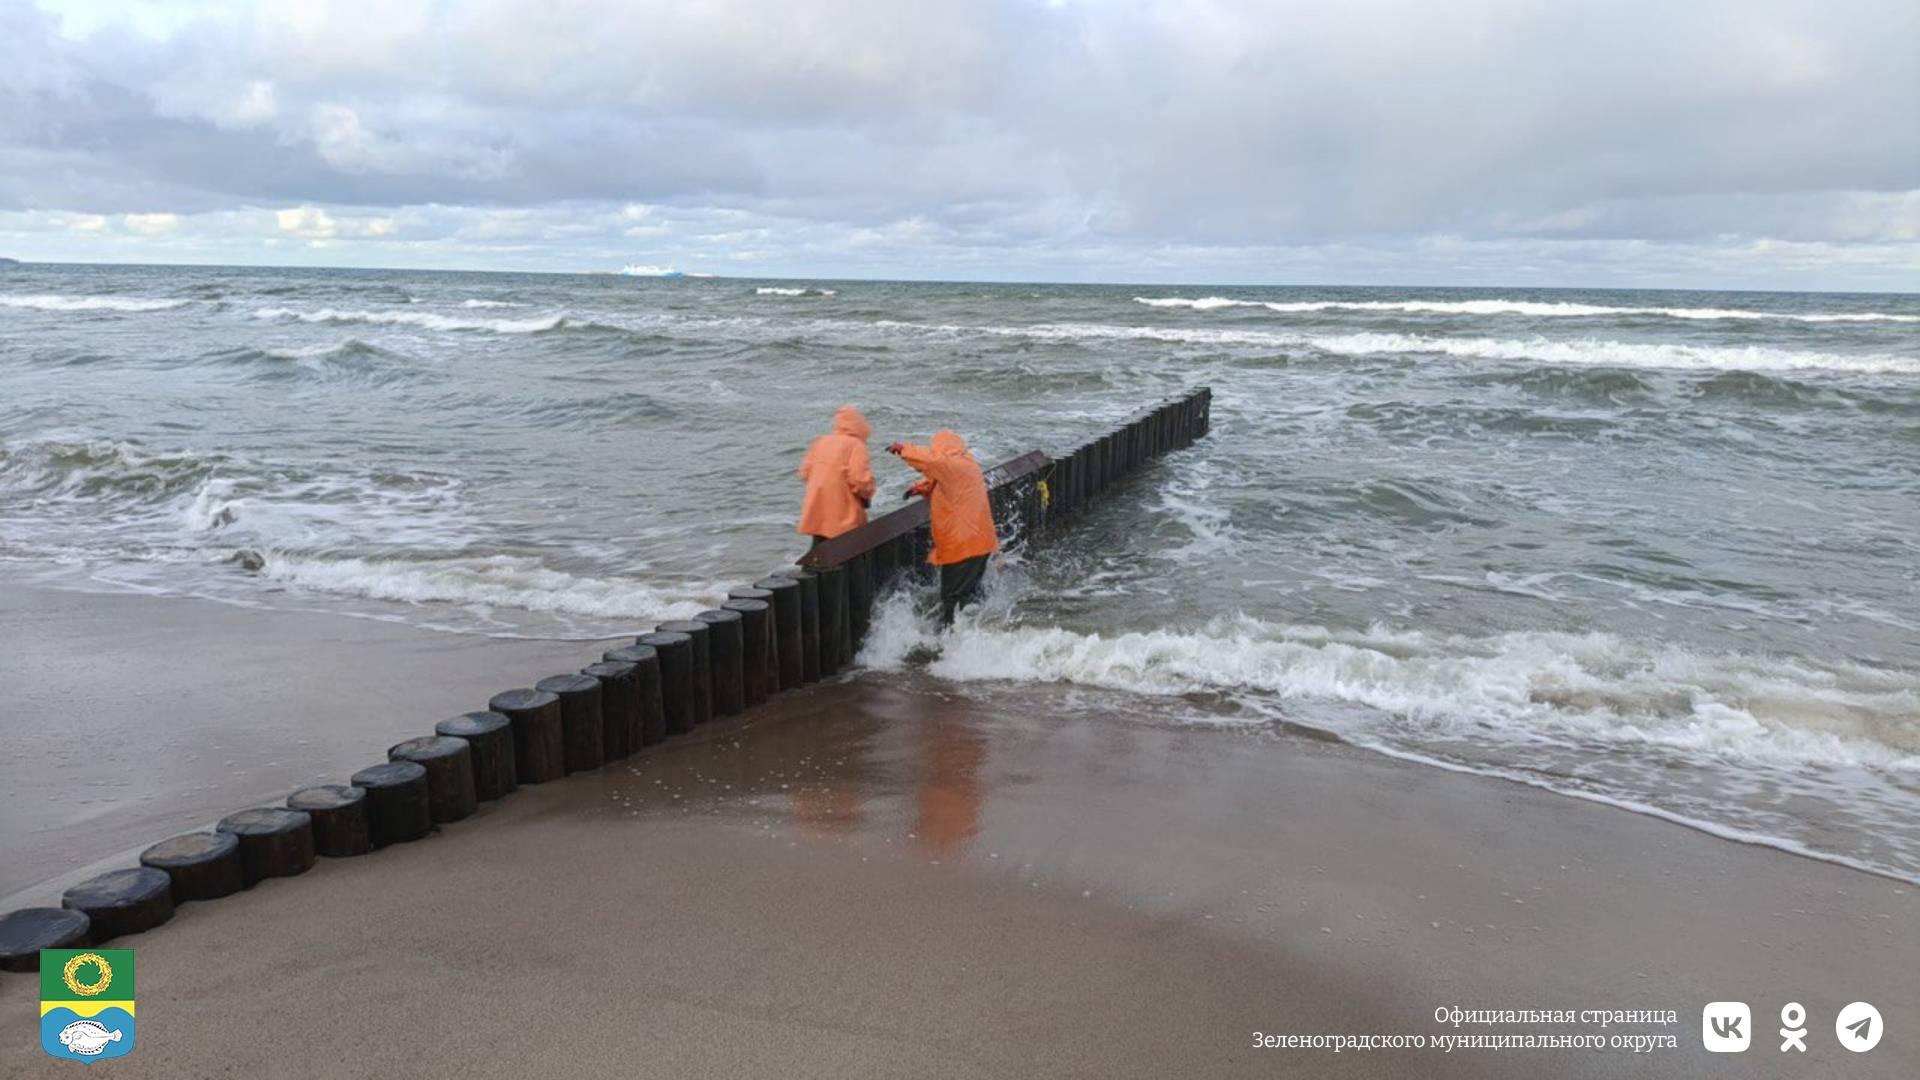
61 868 174 942
139 832 245 902
286 784 373 856
816 564 848 675
349 762 433 848
580 660 639 760
0 909 90 971
216 808 316 882
776 569 822 683
693 608 746 717
753 577 803 691
487 688 564 784
635 631 695 735
655 620 713 725
435 712 516 800
389 736 478 823
845 551 874 651
602 644 665 746
535 673 605 773
721 598 771 706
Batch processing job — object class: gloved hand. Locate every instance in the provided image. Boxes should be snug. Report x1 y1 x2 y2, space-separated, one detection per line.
886 442 905 456
903 480 931 500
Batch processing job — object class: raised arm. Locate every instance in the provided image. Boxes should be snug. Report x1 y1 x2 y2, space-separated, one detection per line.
893 441 937 473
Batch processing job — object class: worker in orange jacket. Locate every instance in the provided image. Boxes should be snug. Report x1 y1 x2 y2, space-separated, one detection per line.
887 430 999 626
797 406 876 549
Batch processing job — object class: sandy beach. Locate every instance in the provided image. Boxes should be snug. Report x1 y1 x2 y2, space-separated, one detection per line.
0 582 607 908
1 582 1912 1078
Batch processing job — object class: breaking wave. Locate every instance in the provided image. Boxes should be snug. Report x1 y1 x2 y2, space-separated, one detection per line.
0 438 216 508
258 552 720 622
0 436 469 563
1 293 192 313
251 306 567 334
855 596 1920 881
918 614 1916 766
202 340 420 385
756 286 838 296
1300 332 1920 375
904 319 1917 375
1134 296 1920 323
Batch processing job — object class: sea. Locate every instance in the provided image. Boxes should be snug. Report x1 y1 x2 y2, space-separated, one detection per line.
2 264 1916 882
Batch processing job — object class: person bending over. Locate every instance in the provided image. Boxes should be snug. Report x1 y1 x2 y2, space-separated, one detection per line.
888 430 998 627
797 405 876 550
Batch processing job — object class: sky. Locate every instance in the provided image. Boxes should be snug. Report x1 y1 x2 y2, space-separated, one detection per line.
1 0 1915 289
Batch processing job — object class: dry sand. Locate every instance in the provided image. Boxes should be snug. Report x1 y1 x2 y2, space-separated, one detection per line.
0 583 1914 1078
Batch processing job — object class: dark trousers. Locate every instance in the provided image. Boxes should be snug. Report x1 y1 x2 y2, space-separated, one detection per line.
938 554 990 627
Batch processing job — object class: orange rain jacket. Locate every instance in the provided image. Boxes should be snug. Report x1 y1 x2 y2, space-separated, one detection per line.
898 431 999 566
797 406 876 538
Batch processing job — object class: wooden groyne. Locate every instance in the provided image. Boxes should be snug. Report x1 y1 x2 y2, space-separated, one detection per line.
800 386 1214 571
0 387 1213 967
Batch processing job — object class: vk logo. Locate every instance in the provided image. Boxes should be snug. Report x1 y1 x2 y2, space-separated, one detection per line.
1703 1002 1751 1053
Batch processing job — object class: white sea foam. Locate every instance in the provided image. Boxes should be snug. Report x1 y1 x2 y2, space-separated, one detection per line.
1134 296 1249 311
863 608 1920 771
0 293 192 313
756 286 837 296
459 298 524 308
1134 296 1920 323
1302 332 1920 375
1156 456 1237 559
899 319 1918 375
256 340 392 364
251 306 565 334
179 477 240 532
258 552 720 621
0 435 476 563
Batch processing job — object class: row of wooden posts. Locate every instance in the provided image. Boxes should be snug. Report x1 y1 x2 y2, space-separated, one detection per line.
0 387 1213 969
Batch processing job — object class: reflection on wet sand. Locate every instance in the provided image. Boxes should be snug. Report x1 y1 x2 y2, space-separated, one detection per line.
768 682 989 855
914 717 988 854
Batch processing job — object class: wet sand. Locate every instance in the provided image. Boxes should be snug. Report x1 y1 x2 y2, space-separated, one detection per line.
0 582 609 906
0 584 1914 1077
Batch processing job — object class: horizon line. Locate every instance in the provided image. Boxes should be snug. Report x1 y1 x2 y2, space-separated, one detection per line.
2 256 1916 297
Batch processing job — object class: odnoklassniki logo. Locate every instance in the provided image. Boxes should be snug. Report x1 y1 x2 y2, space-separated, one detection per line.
39 949 136 1063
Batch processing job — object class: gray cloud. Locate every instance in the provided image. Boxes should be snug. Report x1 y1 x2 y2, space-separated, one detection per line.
1 0 1915 286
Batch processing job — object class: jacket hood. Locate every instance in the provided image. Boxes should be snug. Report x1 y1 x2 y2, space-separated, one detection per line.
930 430 967 456
833 405 871 441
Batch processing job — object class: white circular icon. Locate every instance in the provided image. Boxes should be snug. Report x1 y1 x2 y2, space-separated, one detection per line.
1834 1001 1882 1053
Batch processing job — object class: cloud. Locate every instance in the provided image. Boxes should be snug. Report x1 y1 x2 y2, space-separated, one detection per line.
0 0 1914 287
121 211 179 234
275 205 336 238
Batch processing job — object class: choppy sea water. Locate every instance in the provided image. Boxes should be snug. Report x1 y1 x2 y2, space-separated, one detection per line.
2 264 1916 881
